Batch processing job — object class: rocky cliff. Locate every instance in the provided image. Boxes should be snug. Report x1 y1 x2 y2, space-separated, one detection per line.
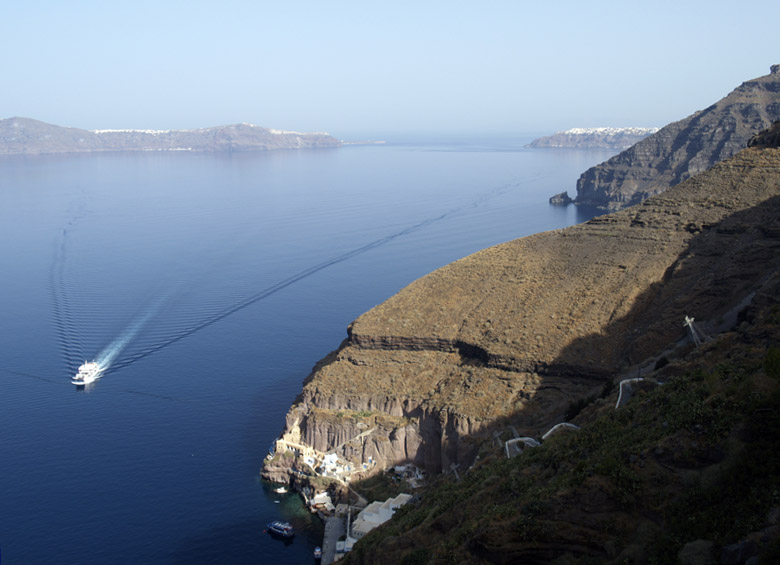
0 117 341 155
528 127 658 150
573 65 780 210
264 125 780 491
347 270 780 564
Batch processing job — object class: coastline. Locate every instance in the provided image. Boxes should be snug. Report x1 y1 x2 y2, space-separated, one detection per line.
261 137 780 560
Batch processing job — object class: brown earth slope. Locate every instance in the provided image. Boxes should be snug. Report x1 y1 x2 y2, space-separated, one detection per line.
346 270 780 564
574 65 780 210
265 126 780 487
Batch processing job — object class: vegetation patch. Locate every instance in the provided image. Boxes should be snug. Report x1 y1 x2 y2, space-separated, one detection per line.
344 324 780 564
352 470 414 502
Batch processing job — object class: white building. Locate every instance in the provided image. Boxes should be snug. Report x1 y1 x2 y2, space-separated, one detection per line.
310 491 335 513
349 493 413 539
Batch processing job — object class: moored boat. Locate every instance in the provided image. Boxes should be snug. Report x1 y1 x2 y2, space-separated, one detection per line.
266 520 295 539
314 546 322 560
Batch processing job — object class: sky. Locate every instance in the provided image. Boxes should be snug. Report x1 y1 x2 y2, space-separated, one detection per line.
1 0 778 139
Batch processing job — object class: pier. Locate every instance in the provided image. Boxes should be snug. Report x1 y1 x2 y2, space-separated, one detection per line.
321 515 345 565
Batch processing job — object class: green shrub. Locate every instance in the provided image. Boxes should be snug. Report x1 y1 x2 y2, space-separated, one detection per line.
654 356 670 370
766 347 780 379
565 395 595 421
601 379 616 398
401 548 431 565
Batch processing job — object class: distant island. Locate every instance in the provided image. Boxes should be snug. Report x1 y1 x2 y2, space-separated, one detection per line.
0 117 341 155
528 127 659 150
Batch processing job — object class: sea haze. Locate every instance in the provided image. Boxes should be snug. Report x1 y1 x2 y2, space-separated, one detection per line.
0 140 612 564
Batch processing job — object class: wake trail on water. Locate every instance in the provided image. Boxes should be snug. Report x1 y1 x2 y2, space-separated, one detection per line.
0 367 71 387
54 178 521 376
111 181 522 371
50 225 86 374
109 209 456 370
48 199 169 380
94 296 167 373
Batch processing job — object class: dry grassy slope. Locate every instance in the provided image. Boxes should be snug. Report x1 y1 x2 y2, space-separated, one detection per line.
341 129 780 565
356 148 779 354
338 147 779 391
345 273 780 564
273 142 780 478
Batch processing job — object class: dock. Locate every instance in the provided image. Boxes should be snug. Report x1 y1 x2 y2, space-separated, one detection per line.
321 515 345 565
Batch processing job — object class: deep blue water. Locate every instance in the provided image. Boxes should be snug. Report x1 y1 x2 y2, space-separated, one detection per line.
0 139 612 563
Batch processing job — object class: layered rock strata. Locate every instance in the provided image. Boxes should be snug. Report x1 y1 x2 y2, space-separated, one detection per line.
574 64 780 210
0 117 340 155
265 130 780 485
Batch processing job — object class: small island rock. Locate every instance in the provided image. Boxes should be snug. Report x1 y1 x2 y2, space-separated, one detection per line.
549 191 573 205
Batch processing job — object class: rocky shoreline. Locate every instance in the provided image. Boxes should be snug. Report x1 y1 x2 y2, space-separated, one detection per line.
263 124 780 503
260 121 780 564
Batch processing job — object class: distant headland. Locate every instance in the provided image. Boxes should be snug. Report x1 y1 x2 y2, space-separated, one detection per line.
0 117 342 155
571 64 780 210
527 127 659 150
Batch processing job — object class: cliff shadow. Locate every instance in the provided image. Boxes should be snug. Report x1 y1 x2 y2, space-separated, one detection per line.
273 188 780 499
476 192 780 445
359 192 780 478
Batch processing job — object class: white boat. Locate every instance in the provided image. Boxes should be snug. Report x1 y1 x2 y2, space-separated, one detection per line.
274 486 288 494
72 361 102 386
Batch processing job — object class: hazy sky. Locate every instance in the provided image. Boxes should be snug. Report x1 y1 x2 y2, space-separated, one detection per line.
2 1 778 138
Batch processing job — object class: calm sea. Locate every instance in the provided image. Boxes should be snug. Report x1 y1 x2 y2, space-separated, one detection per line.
0 138 612 563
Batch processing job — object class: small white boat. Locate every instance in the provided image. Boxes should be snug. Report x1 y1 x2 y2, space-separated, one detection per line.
72 361 102 386
274 486 288 494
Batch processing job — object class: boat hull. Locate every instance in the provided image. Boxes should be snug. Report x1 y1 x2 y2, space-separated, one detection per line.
266 521 295 539
72 361 102 386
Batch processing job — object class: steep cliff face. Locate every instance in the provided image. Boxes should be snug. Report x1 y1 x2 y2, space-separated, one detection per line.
344 129 780 560
265 133 780 485
346 270 780 564
574 65 780 210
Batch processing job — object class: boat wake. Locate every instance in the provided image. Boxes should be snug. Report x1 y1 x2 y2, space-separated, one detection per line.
52 180 518 379
93 296 167 373
109 207 460 370
50 226 85 374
